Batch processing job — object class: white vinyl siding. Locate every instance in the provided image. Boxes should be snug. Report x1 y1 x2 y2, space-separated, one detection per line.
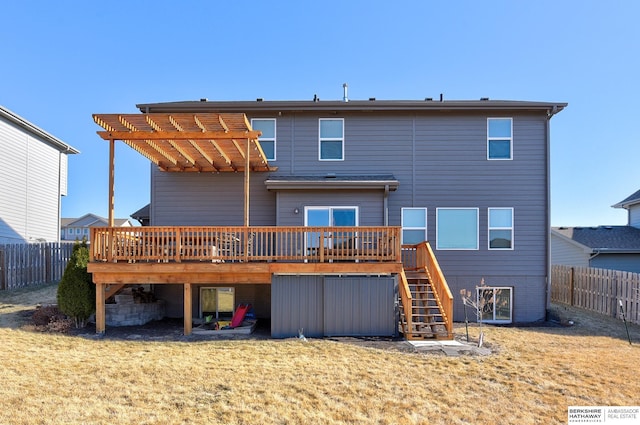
0 116 67 243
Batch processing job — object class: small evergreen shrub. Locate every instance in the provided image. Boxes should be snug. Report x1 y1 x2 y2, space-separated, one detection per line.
57 240 95 328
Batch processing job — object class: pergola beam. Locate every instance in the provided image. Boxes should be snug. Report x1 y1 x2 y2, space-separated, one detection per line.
97 130 261 141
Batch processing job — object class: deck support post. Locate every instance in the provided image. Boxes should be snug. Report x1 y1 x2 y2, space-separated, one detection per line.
108 139 115 227
184 283 192 335
96 283 105 334
244 138 250 227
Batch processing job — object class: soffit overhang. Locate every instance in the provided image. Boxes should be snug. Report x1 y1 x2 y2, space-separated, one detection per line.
265 175 399 191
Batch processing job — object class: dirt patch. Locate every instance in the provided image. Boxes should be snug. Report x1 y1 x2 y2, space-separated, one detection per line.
0 283 58 329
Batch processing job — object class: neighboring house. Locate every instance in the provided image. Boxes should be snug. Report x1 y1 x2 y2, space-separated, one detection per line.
88 96 566 337
0 105 79 244
130 204 150 226
61 213 132 241
551 189 640 273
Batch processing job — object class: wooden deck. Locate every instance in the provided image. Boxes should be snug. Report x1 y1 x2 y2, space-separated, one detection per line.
88 226 452 339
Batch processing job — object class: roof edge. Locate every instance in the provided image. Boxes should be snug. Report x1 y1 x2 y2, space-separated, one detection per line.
137 99 567 115
0 105 80 154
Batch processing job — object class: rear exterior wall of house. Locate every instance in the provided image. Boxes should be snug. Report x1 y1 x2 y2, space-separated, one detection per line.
150 109 551 323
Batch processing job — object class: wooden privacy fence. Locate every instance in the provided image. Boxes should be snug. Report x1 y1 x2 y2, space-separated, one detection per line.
0 243 74 290
551 264 640 325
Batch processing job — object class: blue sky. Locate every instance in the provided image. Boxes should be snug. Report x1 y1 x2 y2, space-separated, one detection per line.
2 1 638 226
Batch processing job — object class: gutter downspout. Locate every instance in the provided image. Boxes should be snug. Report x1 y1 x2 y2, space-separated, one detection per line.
545 106 560 311
384 184 389 226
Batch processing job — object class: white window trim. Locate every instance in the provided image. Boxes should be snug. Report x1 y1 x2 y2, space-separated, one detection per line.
436 208 479 250
476 286 513 324
488 207 514 250
318 118 345 161
401 207 427 244
303 206 359 253
487 117 513 160
303 206 359 226
251 118 276 161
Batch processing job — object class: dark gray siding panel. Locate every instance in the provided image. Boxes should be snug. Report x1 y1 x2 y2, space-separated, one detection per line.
151 170 276 226
323 276 397 336
276 190 385 227
271 275 324 338
405 113 549 322
590 254 640 274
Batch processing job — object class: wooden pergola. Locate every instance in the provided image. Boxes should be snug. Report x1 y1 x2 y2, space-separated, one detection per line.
92 112 277 227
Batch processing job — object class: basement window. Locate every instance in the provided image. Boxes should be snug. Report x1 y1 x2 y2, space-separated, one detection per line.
199 287 235 320
477 286 512 323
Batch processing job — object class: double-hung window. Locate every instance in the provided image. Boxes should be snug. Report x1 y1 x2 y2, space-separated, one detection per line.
251 118 276 161
488 208 514 249
436 208 479 250
401 208 427 244
487 118 512 160
319 118 344 160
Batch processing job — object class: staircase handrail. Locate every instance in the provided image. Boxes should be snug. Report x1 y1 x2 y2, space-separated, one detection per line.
403 241 453 338
398 269 413 336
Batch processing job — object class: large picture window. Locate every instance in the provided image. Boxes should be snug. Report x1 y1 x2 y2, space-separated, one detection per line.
488 208 514 249
487 118 512 160
319 118 344 160
251 118 276 161
436 208 478 250
401 208 427 244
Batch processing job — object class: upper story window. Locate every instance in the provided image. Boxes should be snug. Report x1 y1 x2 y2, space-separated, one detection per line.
487 118 512 160
488 208 514 250
251 119 276 161
436 208 479 250
319 118 344 161
401 208 427 244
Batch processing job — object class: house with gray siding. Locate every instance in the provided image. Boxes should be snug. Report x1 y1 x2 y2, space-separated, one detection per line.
0 105 79 244
88 96 566 338
551 189 640 273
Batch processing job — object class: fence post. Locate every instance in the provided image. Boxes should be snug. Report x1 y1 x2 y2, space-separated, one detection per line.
569 267 575 306
0 248 5 290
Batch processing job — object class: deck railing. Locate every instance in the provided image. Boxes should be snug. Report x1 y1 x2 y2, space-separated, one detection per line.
90 226 402 264
402 241 454 338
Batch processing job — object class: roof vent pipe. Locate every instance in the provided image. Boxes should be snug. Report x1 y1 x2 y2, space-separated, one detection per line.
343 83 349 102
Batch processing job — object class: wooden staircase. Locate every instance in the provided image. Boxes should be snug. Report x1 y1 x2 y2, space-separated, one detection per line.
399 270 451 339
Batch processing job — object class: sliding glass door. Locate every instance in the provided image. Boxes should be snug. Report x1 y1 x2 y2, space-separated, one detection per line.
305 207 358 250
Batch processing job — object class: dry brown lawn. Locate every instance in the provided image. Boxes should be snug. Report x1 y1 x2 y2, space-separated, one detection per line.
1 283 639 424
